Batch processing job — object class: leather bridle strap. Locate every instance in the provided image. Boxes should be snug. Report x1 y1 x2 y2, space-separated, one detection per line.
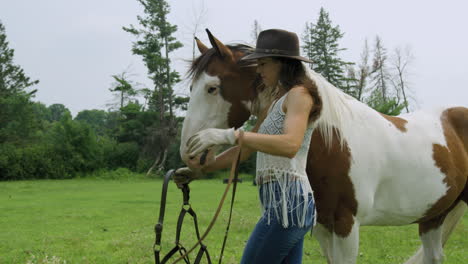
218 132 243 264
153 130 244 264
154 171 212 264
171 130 244 264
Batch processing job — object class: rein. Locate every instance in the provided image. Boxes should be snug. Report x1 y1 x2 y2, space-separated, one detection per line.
153 131 244 264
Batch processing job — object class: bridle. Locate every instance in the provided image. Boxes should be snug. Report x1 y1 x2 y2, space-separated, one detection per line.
153 131 244 264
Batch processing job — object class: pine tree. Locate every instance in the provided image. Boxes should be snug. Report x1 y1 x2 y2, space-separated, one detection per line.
123 0 183 173
0 21 40 144
0 21 39 97
109 72 138 110
302 8 353 91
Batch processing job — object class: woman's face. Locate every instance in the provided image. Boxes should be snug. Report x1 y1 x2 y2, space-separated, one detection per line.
256 57 281 87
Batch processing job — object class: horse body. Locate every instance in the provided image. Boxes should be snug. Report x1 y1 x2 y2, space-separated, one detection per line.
307 102 467 263
345 105 450 226
180 31 467 263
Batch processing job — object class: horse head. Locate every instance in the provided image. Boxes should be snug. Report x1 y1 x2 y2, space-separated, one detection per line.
180 30 260 166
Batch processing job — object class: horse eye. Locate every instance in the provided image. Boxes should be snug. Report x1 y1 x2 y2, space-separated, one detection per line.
208 86 217 94
190 85 193 92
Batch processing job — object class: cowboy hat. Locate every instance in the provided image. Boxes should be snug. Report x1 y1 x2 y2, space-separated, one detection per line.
241 29 312 63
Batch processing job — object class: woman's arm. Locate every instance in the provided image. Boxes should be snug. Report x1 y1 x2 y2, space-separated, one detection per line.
186 86 313 169
200 110 266 173
176 86 313 186
233 86 313 158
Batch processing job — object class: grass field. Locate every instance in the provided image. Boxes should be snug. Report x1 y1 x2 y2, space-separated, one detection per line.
0 176 466 264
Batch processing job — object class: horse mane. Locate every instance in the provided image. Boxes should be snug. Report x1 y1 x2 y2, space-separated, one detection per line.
188 44 255 80
303 65 359 149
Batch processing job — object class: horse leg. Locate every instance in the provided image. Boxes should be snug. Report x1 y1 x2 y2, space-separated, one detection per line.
329 216 360 264
418 220 445 264
313 223 333 263
405 201 467 264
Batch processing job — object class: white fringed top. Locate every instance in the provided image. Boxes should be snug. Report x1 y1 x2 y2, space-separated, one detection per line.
256 92 315 228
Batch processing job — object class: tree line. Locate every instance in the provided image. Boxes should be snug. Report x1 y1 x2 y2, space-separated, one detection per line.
1 1 413 180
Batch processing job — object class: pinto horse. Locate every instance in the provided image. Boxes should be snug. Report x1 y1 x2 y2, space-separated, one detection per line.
179 30 468 264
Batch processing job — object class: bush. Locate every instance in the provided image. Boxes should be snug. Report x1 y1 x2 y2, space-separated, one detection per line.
105 142 140 170
0 143 72 180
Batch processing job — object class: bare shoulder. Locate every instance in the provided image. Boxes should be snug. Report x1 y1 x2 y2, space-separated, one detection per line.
283 86 313 113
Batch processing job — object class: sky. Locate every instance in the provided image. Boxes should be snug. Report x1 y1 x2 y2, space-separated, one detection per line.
1 0 467 116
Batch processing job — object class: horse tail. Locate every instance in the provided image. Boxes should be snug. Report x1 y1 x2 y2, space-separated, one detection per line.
403 201 467 264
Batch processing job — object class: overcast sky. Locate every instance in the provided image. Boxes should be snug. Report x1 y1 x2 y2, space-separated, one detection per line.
1 0 467 116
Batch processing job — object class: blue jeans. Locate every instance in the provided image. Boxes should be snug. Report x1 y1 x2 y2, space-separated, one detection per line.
240 182 315 264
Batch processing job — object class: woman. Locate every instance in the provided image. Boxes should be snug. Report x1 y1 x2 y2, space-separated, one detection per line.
177 29 322 264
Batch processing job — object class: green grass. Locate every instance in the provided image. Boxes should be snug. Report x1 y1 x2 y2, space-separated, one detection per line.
0 177 466 264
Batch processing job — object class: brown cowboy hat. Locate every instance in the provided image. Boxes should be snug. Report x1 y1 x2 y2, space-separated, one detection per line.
242 29 313 63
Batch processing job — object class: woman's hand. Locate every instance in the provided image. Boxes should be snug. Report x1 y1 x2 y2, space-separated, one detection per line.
186 128 237 157
173 167 202 188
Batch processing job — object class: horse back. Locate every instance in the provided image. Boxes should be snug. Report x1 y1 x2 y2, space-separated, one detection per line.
306 106 468 235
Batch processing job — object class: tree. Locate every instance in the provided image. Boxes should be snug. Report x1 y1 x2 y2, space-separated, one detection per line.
48 112 101 174
0 21 39 97
366 36 406 116
251 20 262 44
109 71 138 110
75 109 109 136
0 21 40 144
369 36 389 103
354 39 371 101
123 0 183 174
189 0 208 60
48 104 71 122
0 94 39 144
302 8 353 91
390 46 414 113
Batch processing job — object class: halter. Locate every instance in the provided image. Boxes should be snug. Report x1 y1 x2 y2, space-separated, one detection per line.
153 131 244 264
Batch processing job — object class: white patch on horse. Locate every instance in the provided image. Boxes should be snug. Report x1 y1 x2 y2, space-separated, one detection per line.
349 107 449 225
180 73 232 161
241 100 252 113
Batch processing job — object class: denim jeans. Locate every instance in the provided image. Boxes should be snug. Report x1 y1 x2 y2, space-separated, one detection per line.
240 182 315 264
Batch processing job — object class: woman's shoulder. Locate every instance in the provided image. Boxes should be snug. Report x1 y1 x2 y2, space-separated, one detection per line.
289 85 310 95
285 86 313 104
283 86 313 113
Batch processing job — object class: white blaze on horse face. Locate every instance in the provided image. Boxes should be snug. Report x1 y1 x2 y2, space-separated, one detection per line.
180 73 232 163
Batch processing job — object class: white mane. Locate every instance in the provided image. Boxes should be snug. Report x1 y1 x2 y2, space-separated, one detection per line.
303 64 361 149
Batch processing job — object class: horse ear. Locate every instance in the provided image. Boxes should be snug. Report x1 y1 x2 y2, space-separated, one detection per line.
195 37 209 54
206 29 233 60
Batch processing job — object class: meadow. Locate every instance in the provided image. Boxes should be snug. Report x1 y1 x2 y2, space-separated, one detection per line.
0 174 466 264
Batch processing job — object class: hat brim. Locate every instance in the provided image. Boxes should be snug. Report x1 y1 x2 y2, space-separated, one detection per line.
241 52 313 63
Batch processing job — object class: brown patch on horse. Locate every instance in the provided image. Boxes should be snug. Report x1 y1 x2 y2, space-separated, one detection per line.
417 107 468 234
380 114 408 132
307 128 357 237
203 49 259 129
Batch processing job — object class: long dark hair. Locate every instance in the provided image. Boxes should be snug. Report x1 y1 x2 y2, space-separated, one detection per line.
275 57 322 122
